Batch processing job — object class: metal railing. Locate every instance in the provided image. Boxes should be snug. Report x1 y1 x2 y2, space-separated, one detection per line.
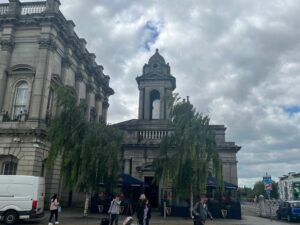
21 2 46 15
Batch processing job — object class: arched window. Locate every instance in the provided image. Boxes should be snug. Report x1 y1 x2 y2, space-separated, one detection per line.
150 90 160 119
0 155 18 175
13 81 29 118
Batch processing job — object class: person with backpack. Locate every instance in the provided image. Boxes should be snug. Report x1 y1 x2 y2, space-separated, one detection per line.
192 195 213 225
48 194 60 225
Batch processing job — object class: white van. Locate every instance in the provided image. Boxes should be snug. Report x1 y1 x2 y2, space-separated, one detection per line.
0 175 45 225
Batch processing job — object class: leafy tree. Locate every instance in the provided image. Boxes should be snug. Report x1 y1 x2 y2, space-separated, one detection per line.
154 96 222 216
253 180 278 199
239 187 255 201
47 86 123 215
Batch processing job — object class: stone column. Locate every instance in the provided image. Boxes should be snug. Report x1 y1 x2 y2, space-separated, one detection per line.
102 99 109 122
85 83 94 121
28 34 56 121
165 88 172 120
144 88 150 120
61 54 75 87
95 93 103 122
159 87 165 120
138 88 145 119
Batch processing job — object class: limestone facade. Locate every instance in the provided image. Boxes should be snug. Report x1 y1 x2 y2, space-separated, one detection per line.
0 0 113 205
115 50 241 206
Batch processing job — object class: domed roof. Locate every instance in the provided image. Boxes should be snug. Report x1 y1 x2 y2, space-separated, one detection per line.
148 49 166 65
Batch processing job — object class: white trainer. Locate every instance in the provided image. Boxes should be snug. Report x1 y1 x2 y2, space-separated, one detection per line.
48 223 53 225
55 222 59 225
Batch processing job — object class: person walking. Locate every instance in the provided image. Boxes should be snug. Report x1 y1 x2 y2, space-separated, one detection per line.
136 194 147 225
48 194 59 225
142 200 151 225
192 195 213 225
108 194 121 225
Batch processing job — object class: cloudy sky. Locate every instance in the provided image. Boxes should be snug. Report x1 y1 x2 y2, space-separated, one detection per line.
2 0 300 187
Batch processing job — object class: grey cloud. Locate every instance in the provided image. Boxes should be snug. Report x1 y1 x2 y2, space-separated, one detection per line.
2 0 300 187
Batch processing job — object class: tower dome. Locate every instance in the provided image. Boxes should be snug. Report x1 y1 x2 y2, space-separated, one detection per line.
148 49 166 66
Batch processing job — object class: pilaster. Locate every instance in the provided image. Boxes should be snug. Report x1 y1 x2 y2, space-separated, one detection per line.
0 34 14 112
28 35 56 121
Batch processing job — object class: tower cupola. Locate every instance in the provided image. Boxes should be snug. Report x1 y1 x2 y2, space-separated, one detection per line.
136 49 176 120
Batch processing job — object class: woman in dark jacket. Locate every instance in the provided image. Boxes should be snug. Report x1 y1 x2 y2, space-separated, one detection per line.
137 199 151 225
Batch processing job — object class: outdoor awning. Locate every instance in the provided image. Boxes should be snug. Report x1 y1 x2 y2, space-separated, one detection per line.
206 176 238 190
117 174 147 187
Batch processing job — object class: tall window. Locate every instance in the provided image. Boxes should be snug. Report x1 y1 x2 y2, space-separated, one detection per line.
13 81 29 118
150 90 160 119
2 161 17 175
46 89 54 117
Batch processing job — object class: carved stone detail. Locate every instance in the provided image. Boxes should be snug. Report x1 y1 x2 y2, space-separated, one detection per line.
62 56 72 67
95 93 102 101
0 39 15 51
75 72 84 82
86 83 94 93
38 37 57 51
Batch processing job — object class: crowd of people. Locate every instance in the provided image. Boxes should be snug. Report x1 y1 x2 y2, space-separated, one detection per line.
47 192 221 225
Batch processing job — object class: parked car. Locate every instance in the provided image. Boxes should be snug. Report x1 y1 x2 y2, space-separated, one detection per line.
276 201 300 222
0 175 45 225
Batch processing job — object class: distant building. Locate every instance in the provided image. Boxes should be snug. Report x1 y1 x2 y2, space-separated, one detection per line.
0 0 113 205
278 172 300 200
114 49 241 207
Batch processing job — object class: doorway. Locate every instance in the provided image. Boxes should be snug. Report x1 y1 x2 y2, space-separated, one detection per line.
144 176 159 208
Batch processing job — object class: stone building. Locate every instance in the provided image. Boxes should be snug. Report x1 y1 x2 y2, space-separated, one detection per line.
0 0 113 204
278 172 300 201
115 49 241 207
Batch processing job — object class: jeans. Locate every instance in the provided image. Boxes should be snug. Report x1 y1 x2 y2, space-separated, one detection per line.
49 209 58 222
110 214 119 225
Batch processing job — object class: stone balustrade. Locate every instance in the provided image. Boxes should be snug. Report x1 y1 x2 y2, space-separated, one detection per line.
21 2 46 15
138 130 170 140
0 4 9 15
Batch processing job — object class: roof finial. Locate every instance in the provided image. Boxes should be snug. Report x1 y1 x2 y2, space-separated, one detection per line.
155 48 159 53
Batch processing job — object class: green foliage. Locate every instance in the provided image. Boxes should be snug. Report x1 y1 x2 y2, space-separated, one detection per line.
253 180 279 199
154 96 222 197
47 85 123 193
239 187 255 200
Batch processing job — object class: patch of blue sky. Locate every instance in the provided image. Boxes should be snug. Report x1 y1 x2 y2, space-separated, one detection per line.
283 106 300 116
141 21 159 51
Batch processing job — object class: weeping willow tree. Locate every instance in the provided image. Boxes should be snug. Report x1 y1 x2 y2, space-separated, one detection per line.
47 86 123 216
153 96 223 216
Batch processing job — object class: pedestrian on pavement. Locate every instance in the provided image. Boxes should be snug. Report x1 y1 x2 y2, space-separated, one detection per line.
98 191 106 213
108 194 122 225
136 194 148 225
192 195 213 225
142 200 151 225
48 193 60 225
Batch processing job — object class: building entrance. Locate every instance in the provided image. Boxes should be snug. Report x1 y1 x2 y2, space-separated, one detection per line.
144 176 159 208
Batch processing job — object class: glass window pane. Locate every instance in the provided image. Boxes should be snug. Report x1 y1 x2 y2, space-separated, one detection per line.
2 162 17 175
14 82 28 117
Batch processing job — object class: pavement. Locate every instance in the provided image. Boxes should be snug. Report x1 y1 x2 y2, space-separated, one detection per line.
20 207 299 225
